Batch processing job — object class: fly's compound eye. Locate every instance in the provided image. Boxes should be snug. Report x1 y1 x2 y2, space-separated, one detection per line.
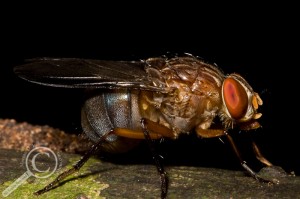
223 78 248 120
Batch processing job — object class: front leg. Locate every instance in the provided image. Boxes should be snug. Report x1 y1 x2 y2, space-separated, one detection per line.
196 128 276 183
224 132 274 183
252 141 273 167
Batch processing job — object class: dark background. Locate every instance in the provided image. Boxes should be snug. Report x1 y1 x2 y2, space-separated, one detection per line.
0 6 299 175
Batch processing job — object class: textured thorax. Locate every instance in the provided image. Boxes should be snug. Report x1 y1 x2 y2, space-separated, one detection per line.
140 57 225 136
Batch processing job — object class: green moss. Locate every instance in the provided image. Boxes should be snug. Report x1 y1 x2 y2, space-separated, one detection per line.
0 158 109 199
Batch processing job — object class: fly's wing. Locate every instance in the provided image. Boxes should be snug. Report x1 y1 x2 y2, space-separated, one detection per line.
14 58 163 91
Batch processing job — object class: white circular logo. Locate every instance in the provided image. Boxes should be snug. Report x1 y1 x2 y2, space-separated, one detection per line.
25 146 58 179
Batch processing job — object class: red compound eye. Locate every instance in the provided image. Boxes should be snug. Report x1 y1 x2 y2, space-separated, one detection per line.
223 78 248 119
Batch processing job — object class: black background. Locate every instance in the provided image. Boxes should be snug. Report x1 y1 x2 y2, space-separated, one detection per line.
0 6 299 175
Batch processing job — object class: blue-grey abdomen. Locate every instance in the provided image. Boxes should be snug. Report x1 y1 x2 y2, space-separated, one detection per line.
81 89 141 153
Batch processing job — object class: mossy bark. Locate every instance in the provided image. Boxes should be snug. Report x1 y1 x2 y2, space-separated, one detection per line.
1 148 299 199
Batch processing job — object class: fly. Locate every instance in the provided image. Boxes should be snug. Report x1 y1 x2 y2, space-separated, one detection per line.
14 54 276 198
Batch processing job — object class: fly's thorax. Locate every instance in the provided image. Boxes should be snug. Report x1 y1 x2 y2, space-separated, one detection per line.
141 56 225 135
220 73 263 130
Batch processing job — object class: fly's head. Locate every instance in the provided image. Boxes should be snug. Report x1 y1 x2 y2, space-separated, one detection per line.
220 73 263 131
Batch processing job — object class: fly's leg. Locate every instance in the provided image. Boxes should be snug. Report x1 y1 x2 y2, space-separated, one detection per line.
252 141 273 167
112 119 174 198
141 118 168 199
35 123 174 197
225 131 276 183
34 130 114 196
196 128 277 184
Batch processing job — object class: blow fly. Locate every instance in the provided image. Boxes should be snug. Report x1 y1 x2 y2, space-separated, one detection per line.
14 54 275 198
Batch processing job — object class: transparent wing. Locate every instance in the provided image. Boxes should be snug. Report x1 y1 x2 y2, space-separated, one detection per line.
14 58 163 91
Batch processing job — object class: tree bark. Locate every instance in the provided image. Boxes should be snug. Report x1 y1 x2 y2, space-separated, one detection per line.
0 119 299 198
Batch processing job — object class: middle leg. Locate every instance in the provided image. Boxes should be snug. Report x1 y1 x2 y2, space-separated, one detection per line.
141 118 169 199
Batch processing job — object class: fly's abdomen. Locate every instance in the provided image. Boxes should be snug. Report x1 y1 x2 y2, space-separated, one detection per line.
81 89 141 153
